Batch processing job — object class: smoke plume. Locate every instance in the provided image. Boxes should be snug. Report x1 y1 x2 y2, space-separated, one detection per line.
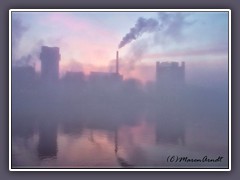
119 12 193 49
12 17 29 61
118 17 159 49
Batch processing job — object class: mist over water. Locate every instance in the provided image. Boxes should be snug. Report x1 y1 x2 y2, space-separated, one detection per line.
11 61 228 168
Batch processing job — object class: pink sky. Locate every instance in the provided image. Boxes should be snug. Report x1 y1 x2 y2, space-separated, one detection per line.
13 11 229 86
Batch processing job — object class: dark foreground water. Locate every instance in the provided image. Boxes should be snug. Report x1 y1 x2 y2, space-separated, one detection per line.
11 83 229 169
12 113 228 169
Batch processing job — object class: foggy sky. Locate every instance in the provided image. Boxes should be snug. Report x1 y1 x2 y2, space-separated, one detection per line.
11 11 229 88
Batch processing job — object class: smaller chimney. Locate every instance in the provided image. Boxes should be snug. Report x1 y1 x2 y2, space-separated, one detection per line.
116 51 119 74
156 61 160 82
156 61 159 72
181 61 185 69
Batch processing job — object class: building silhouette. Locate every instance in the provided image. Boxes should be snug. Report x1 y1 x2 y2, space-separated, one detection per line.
40 46 61 82
12 65 37 91
89 51 123 84
89 72 122 83
156 61 185 88
62 71 85 85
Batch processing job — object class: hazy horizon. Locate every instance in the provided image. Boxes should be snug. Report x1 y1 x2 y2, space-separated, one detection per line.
11 11 229 88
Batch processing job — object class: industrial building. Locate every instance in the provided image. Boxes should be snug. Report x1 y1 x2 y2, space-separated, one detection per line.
156 61 185 88
89 72 122 83
89 51 123 84
62 71 85 82
62 71 85 86
12 65 37 91
40 46 61 82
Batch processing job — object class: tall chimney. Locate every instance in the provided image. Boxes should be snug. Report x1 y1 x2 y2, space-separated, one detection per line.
116 51 119 74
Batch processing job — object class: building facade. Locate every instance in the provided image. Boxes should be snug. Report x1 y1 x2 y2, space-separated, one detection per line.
40 46 61 83
156 61 185 88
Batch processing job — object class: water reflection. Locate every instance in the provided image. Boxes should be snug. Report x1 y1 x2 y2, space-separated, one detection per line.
154 114 185 145
12 110 228 168
38 121 58 160
12 82 228 168
114 130 133 167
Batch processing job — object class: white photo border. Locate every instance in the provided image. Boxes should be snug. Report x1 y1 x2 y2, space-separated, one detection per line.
9 9 231 172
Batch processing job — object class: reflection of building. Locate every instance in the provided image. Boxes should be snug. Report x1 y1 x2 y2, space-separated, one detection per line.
114 129 133 167
155 120 185 145
40 46 61 82
38 122 58 159
156 61 185 87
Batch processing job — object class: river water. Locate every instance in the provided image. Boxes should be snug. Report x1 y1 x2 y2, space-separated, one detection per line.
12 112 228 169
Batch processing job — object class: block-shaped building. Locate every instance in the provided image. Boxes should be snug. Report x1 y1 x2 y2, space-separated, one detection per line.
88 51 123 84
62 71 85 85
156 61 185 88
40 46 61 82
12 65 37 91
